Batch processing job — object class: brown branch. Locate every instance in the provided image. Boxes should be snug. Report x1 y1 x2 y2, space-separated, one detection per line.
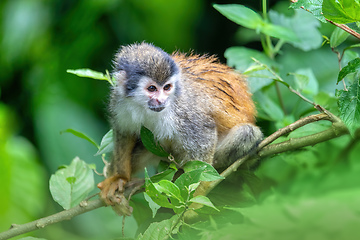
327 20 360 40
258 113 330 148
0 199 106 240
258 121 348 158
200 112 348 197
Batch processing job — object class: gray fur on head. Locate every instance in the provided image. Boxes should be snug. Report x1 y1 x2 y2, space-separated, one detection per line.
113 42 179 96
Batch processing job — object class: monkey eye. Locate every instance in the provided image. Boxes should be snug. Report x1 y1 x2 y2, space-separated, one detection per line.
163 84 171 91
147 85 157 92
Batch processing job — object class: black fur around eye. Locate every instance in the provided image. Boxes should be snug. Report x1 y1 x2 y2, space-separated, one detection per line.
147 85 157 92
163 84 171 91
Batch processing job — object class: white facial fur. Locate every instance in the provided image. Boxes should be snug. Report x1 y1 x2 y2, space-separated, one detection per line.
113 74 180 140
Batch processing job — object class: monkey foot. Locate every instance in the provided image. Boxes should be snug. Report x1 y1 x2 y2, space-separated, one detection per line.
97 175 133 216
97 175 127 206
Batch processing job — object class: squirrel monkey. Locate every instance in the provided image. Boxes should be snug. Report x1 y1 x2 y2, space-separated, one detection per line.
98 42 263 206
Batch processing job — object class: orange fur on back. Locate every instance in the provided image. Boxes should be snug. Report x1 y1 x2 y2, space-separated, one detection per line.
172 53 255 134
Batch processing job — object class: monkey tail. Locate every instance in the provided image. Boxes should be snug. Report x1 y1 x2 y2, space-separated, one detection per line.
213 124 263 169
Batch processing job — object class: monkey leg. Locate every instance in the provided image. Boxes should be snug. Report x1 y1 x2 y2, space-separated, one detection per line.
213 124 263 168
97 132 135 206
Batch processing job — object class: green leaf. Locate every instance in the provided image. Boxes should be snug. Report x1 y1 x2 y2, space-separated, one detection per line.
338 58 360 83
314 91 339 114
95 129 113 155
183 161 224 182
214 4 298 42
140 126 169 157
224 47 274 92
144 193 161 218
174 161 223 201
155 180 183 203
144 169 174 209
260 22 299 43
330 27 350 48
174 169 203 201
322 0 360 24
61 128 99 149
268 10 322 51
213 4 263 30
344 43 360 52
189 195 219 212
290 0 326 23
150 168 177 183
291 68 319 97
49 157 94 209
253 91 284 121
67 68 112 84
188 182 201 193
337 79 360 135
137 214 181 240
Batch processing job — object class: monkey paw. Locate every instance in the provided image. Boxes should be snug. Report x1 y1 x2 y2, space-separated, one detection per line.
97 175 126 205
97 175 133 216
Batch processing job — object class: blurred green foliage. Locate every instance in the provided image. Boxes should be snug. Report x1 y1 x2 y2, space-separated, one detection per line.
1 0 360 239
0 0 238 239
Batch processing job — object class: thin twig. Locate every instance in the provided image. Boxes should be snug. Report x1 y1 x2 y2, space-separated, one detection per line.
275 81 287 115
258 113 330 148
331 48 348 91
327 20 360 40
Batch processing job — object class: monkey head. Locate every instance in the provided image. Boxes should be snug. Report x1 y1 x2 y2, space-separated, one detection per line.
112 43 181 112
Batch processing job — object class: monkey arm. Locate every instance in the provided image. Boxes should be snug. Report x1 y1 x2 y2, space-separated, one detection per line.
97 130 136 206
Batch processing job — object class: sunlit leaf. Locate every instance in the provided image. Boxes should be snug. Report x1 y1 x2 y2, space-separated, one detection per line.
213 4 263 29
67 68 107 80
323 0 360 24
189 195 219 212
182 161 224 182
214 4 298 42
49 157 94 209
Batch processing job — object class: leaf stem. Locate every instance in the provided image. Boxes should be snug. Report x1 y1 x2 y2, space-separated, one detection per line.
275 81 287 115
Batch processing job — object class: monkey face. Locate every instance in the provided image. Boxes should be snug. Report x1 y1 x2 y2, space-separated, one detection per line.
137 76 178 112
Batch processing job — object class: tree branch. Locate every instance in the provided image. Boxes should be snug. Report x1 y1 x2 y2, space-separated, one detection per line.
201 112 348 196
0 199 106 240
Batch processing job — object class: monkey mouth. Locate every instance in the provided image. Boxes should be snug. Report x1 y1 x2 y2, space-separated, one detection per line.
149 106 165 112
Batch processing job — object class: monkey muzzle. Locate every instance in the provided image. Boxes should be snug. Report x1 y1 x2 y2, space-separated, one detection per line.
148 99 166 112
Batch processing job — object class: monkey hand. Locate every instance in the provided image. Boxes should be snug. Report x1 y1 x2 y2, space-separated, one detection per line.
97 175 133 216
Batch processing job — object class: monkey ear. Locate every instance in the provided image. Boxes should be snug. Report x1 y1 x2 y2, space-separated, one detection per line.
113 70 127 86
